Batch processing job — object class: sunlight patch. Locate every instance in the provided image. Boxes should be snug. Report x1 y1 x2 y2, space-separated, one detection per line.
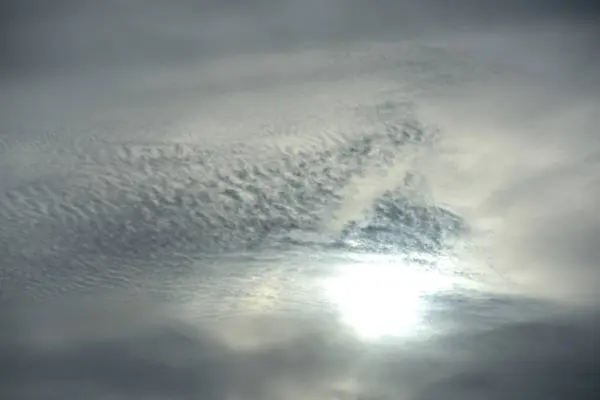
321 254 457 340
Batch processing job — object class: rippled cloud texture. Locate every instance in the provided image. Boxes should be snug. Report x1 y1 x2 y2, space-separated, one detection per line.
1 1 600 399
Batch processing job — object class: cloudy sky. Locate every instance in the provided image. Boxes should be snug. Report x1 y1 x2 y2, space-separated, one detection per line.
1 1 600 399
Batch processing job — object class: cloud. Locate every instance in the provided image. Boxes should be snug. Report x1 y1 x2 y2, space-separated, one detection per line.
1 2 600 399
0 295 366 400
415 310 600 400
413 47 600 302
1 0 598 77
2 291 598 399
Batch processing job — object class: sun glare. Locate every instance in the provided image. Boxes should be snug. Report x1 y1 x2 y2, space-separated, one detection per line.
322 255 455 340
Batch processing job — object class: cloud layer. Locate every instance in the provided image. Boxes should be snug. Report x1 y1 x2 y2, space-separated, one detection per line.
1 1 600 399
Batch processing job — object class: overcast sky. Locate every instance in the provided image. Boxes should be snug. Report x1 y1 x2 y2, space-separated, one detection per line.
1 1 600 399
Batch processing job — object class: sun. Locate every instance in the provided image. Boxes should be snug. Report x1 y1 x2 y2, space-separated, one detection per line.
321 254 454 340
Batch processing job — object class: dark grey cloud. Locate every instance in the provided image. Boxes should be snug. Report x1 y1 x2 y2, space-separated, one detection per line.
416 311 600 400
1 0 599 78
0 295 362 399
1 294 598 400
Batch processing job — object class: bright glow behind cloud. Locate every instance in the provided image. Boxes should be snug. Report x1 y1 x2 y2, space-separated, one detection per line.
321 254 459 340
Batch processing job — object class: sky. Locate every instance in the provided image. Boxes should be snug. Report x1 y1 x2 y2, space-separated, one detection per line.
1 1 600 399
